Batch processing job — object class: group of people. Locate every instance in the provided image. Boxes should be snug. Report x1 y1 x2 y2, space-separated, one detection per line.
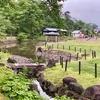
79 33 98 41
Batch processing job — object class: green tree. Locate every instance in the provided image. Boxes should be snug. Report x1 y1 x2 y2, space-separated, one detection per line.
3 0 44 37
43 16 57 28
39 0 66 28
19 0 44 37
0 0 66 29
0 8 11 36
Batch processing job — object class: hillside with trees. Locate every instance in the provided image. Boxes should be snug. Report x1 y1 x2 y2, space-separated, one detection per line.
0 0 98 40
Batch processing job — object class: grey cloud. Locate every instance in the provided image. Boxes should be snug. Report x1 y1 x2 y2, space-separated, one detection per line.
62 0 100 27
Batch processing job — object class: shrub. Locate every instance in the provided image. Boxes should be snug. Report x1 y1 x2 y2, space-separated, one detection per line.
17 32 28 41
0 73 46 100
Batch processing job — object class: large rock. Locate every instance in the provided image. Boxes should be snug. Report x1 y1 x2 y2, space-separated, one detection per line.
58 85 68 96
29 83 39 93
40 80 51 90
28 65 46 78
92 92 100 100
37 72 45 82
37 47 43 52
68 82 84 94
33 64 46 72
7 55 33 63
7 57 17 63
65 90 80 99
48 84 58 93
81 85 100 99
63 77 77 85
47 59 56 68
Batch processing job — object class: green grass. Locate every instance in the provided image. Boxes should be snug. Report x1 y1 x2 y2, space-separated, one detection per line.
43 39 100 89
0 52 11 62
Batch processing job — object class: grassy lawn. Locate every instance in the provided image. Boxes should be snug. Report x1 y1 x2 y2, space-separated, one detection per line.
43 38 100 89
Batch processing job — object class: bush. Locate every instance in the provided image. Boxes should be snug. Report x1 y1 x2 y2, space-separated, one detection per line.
0 73 46 100
0 32 6 36
17 32 28 41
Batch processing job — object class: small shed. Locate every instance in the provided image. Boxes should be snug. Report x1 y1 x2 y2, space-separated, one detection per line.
72 30 84 38
43 28 67 42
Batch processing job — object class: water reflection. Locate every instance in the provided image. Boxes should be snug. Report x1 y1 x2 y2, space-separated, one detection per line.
0 41 45 63
0 43 17 48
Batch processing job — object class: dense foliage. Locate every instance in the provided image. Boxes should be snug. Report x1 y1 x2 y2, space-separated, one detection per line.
0 67 47 100
0 0 66 37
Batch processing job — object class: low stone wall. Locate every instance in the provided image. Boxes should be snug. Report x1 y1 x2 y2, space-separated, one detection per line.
36 72 100 100
37 73 82 99
35 47 82 63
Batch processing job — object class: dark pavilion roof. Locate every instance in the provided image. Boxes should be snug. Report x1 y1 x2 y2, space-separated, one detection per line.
43 32 60 36
43 28 67 36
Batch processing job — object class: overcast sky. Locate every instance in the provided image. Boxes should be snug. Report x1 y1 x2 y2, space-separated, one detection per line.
61 0 100 28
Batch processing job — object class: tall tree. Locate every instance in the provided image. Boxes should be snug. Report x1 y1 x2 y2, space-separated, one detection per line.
38 0 66 28
0 8 11 36
3 0 44 37
18 0 44 37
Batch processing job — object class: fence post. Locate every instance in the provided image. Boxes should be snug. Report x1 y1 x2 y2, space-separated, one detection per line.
4 46 7 53
61 57 63 68
60 56 62 65
69 54 71 62
65 60 68 71
95 63 97 78
75 47 76 52
80 48 81 53
92 50 94 59
84 49 86 60
52 44 53 49
57 44 58 49
94 51 96 58
76 53 79 60
79 61 81 74
63 45 64 50
69 46 70 51
45 41 47 47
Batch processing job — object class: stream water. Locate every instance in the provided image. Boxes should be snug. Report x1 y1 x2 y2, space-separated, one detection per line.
0 41 54 100
0 41 45 63
34 80 54 100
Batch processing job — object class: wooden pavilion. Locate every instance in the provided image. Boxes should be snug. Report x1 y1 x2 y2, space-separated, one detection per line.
43 28 67 42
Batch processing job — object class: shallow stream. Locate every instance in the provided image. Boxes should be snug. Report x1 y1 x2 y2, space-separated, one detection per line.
34 80 54 100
